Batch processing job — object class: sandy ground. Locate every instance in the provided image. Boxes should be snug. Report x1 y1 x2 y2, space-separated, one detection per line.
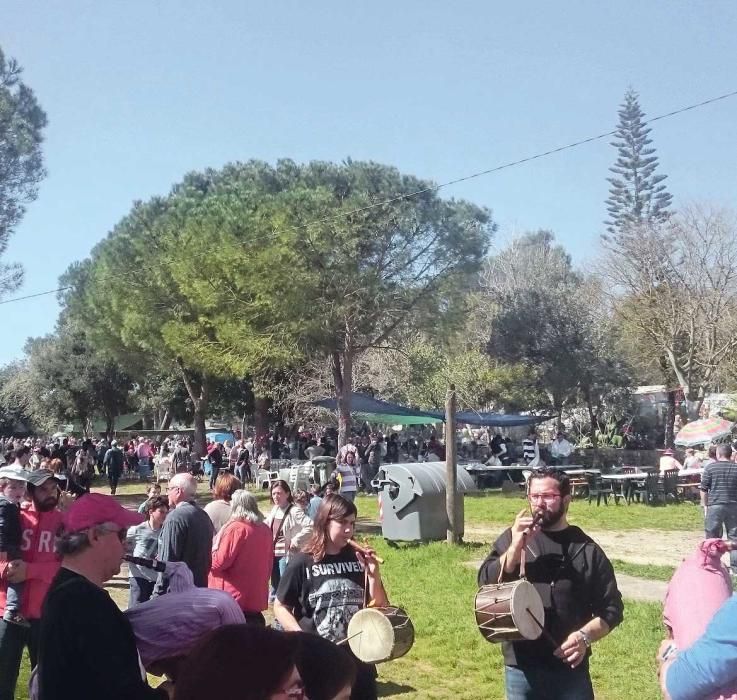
463 525 704 567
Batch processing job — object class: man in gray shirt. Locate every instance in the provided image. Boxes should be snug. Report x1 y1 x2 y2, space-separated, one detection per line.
153 473 213 594
700 444 737 570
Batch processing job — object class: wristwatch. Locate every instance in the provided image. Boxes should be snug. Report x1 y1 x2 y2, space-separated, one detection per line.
578 630 592 648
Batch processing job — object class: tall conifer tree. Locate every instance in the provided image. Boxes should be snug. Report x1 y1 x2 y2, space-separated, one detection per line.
605 88 672 236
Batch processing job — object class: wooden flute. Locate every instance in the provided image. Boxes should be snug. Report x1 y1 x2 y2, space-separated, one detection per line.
348 539 385 564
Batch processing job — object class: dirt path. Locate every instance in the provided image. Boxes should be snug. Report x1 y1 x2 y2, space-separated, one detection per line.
464 525 702 567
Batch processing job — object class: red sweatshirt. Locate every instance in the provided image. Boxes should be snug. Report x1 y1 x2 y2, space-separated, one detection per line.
0 504 62 619
208 520 273 613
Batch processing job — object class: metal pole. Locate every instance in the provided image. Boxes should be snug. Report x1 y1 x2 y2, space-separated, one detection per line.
446 384 459 544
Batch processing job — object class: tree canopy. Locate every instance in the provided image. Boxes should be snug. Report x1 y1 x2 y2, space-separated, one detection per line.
64 159 493 449
0 46 47 296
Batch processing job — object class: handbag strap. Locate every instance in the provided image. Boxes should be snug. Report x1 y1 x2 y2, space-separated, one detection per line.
272 503 293 545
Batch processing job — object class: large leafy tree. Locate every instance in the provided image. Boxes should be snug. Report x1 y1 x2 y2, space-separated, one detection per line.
231 160 494 447
65 160 492 449
0 47 47 295
605 88 672 238
606 205 737 420
2 324 133 437
482 232 631 435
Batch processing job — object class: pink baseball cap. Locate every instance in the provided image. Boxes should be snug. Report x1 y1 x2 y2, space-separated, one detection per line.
63 493 144 532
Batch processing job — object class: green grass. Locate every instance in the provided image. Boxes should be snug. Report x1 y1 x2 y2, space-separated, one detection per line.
364 536 664 699
462 492 703 532
611 560 676 582
12 528 665 700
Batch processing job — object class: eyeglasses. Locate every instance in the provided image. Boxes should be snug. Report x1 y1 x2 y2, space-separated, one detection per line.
95 524 127 542
528 493 562 503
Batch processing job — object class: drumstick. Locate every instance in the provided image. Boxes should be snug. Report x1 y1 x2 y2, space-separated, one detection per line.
348 539 385 564
336 630 364 646
525 608 559 648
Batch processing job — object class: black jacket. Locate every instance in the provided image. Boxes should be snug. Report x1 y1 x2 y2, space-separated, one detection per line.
0 496 21 556
38 568 166 700
478 525 624 668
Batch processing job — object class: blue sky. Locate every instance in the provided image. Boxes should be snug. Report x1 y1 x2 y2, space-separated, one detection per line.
1 1 736 363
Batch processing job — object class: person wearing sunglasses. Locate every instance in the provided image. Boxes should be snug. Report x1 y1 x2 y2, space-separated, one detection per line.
35 494 172 699
478 467 624 700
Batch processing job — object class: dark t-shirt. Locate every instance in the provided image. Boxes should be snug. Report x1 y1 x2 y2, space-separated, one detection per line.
276 547 366 643
38 568 166 700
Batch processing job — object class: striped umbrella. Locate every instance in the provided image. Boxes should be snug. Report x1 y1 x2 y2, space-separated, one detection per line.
675 417 734 447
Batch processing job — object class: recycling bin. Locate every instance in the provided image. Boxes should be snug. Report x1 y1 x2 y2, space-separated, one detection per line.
372 462 476 542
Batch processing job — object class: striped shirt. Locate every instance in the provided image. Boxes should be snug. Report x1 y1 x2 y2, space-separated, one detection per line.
522 439 536 464
336 464 358 493
700 460 737 506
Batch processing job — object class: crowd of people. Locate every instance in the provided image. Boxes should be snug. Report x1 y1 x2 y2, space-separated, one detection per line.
3 424 737 699
0 450 383 700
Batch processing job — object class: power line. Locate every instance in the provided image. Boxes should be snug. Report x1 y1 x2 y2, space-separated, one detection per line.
2 87 736 308
290 88 737 230
0 286 70 305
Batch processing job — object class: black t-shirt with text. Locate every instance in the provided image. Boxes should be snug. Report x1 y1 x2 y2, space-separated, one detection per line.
276 547 366 643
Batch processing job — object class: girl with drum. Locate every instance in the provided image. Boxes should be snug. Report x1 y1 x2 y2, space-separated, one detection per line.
274 494 388 700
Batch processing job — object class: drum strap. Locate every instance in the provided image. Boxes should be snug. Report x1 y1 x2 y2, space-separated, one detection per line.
497 536 530 584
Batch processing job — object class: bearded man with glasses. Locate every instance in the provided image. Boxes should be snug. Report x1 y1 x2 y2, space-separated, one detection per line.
36 494 173 699
478 467 623 700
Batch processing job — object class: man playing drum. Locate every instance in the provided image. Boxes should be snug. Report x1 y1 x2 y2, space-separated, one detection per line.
478 467 623 700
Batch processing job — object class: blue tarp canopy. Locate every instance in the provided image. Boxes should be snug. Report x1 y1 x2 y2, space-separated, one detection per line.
312 393 553 427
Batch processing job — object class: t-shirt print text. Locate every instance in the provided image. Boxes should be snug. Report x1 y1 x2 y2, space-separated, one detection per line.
309 561 364 578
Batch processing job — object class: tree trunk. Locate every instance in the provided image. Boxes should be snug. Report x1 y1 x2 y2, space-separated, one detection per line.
161 409 173 431
584 391 598 450
178 364 210 459
664 390 676 448
254 396 270 449
105 416 114 442
192 403 207 459
241 411 247 442
332 349 353 451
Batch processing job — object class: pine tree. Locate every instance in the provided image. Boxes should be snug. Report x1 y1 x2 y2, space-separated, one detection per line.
605 88 672 236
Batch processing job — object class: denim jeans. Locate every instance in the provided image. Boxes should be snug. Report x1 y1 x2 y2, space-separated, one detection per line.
209 465 220 490
4 582 23 614
0 618 40 700
705 504 737 568
505 662 594 700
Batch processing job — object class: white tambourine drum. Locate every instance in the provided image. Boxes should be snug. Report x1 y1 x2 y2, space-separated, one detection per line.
346 606 415 664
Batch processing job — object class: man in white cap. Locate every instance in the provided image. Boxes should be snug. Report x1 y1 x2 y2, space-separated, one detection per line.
36 493 172 699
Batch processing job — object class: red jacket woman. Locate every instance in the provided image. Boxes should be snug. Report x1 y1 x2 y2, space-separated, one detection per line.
208 490 272 625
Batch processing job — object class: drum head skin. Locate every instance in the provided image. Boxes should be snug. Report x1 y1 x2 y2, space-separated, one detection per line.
510 580 544 640
347 607 414 663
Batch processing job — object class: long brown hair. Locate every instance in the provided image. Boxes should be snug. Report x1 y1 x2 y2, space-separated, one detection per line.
303 494 357 562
